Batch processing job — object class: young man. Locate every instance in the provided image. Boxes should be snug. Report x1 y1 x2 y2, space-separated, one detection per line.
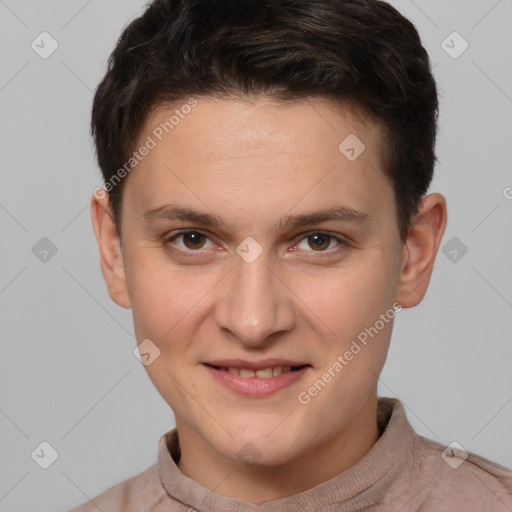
70 0 512 510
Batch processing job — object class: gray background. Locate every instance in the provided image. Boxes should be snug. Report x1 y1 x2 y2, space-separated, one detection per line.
0 1 511 510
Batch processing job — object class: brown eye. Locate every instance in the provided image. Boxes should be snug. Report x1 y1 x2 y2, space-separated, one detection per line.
182 231 207 250
295 232 344 253
165 230 215 252
307 233 331 251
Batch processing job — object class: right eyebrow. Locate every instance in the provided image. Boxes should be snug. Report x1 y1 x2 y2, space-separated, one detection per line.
141 205 220 227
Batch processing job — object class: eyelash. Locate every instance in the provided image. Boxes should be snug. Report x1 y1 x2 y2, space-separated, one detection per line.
162 229 347 257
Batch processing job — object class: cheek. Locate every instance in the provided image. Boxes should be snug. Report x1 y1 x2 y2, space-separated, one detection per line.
126 258 188 340
290 257 395 338
127 256 221 344
126 263 206 414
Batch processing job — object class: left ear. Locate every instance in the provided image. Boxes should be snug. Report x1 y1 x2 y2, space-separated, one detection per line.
396 193 447 308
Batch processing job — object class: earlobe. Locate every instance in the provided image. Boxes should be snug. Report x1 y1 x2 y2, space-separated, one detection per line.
396 193 447 308
90 190 131 309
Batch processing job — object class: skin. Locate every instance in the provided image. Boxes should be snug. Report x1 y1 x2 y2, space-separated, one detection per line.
91 95 447 502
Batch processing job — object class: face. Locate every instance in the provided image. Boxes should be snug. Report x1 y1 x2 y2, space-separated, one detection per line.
93 95 439 467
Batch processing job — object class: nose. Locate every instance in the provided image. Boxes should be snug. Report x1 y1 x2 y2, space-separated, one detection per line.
214 247 296 348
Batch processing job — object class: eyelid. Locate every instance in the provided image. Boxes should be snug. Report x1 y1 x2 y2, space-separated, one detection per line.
163 228 217 250
292 230 346 252
164 228 347 255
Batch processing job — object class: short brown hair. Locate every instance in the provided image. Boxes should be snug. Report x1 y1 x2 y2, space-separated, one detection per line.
91 0 438 243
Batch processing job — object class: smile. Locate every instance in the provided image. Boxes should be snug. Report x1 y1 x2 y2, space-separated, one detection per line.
203 363 311 397
210 364 305 378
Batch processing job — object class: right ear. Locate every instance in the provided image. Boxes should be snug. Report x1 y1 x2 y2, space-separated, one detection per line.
90 189 131 309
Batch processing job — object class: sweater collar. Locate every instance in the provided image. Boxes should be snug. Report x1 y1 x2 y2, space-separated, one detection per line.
157 397 420 511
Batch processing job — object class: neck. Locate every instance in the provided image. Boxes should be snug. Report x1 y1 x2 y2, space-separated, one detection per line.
176 393 380 502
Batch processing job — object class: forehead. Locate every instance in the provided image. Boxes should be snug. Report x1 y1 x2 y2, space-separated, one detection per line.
140 95 383 160
124 95 394 234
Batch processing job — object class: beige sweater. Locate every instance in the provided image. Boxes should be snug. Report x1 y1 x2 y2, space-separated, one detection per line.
69 397 512 511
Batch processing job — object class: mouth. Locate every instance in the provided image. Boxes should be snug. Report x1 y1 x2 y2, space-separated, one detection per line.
202 361 312 397
204 363 310 378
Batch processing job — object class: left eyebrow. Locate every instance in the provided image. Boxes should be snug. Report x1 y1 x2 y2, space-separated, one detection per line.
140 204 371 230
275 206 371 230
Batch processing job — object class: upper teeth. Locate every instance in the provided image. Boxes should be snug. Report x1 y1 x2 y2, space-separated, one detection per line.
222 366 293 378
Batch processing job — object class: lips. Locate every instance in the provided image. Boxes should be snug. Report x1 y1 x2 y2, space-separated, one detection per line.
203 358 310 371
205 364 307 378
202 359 312 397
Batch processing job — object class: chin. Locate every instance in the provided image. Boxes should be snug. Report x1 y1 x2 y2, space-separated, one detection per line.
217 425 305 468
